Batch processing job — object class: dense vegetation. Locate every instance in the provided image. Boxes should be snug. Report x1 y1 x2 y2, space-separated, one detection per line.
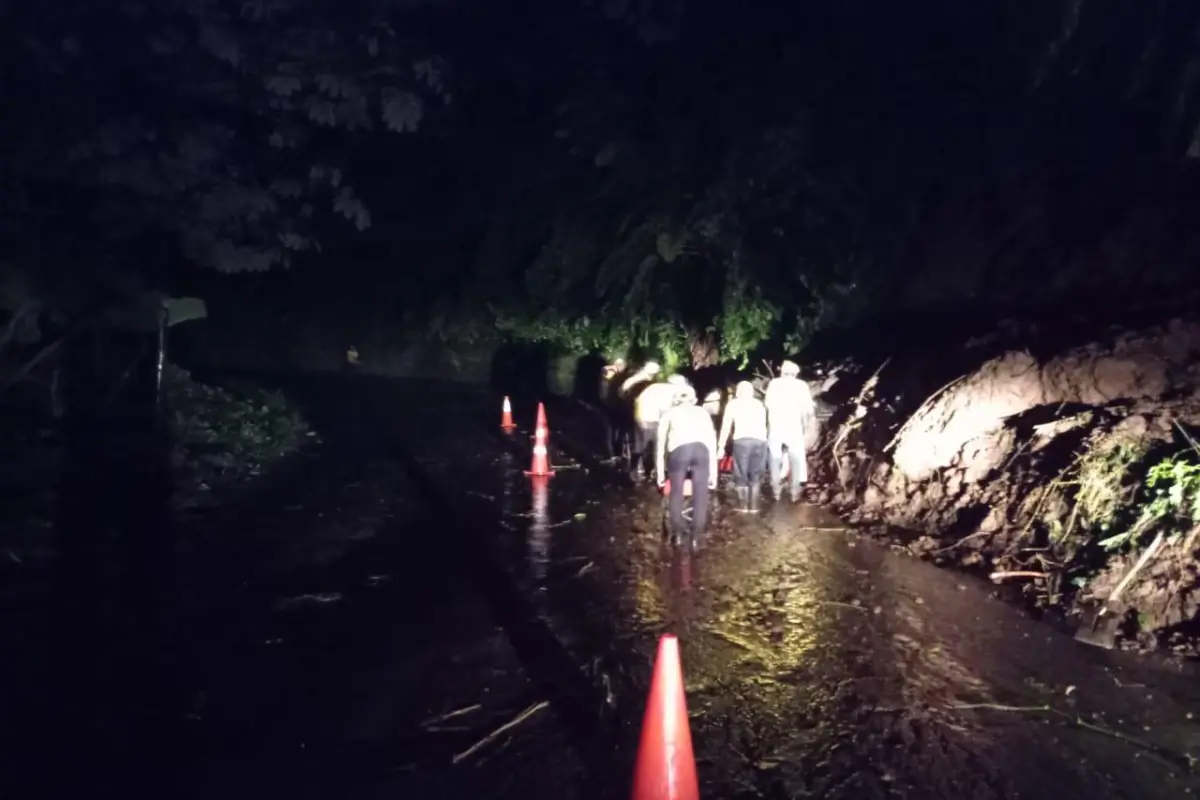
4 0 1200 373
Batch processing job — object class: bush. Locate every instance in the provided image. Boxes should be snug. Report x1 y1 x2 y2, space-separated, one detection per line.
165 364 314 503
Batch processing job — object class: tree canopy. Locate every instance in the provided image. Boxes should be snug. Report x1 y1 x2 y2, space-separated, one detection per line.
0 0 448 310
6 0 1200 367
467 0 1200 366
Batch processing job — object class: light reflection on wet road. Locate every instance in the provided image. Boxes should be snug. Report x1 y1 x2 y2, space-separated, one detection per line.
393 388 1200 799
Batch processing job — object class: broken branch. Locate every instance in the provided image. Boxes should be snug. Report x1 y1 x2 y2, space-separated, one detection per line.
1106 530 1166 606
420 703 482 728
949 701 1195 772
933 530 994 555
883 374 967 454
451 701 549 765
988 570 1047 582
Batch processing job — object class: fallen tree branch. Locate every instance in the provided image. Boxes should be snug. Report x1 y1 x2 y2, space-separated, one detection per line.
420 704 482 728
883 374 967 454
988 570 1047 582
0 335 64 396
451 701 550 765
950 702 1050 713
933 530 995 554
827 359 890 457
948 702 1196 772
1105 530 1166 606
816 601 868 612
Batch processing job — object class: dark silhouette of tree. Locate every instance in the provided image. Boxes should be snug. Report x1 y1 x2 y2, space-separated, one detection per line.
466 0 1200 368
0 2 449 795
1 0 448 292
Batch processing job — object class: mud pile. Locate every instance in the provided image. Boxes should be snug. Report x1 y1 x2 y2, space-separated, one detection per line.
805 318 1200 651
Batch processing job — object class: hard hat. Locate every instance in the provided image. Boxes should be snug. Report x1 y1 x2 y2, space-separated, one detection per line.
735 380 754 399
673 383 697 404
643 361 660 374
667 374 691 387
780 360 800 376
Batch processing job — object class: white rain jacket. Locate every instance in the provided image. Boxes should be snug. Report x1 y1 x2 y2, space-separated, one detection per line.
656 404 718 482
764 375 815 442
634 381 677 426
620 369 657 397
717 395 768 452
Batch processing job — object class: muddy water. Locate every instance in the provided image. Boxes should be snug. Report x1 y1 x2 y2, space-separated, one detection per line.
386 388 1200 799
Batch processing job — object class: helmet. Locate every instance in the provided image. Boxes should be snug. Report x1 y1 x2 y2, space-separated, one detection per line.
642 361 661 375
667 374 691 387
735 380 754 399
780 360 800 377
673 383 697 405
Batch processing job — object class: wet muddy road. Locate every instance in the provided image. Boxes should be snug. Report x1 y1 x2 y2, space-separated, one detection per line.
375 383 1200 799
187 377 1200 798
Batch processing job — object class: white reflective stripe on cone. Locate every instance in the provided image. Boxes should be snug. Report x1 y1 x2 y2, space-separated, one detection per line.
533 445 548 455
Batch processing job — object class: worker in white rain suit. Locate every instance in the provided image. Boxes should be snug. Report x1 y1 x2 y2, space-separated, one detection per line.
656 382 718 547
717 380 768 513
666 373 693 393
619 360 661 398
613 360 657 473
764 359 816 502
627 364 676 482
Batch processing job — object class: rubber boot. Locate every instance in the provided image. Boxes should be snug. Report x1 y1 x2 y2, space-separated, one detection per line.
735 486 749 512
662 504 679 546
748 484 760 514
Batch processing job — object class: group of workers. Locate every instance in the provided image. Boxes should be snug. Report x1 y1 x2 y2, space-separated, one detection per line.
600 358 818 546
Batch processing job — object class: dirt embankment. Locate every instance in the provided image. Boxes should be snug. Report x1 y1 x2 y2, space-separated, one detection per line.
805 318 1200 653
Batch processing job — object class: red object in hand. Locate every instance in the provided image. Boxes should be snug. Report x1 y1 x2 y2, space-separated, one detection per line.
719 455 733 473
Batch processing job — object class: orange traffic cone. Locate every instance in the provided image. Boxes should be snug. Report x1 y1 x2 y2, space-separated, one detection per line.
631 634 699 800
524 402 555 477
500 396 517 430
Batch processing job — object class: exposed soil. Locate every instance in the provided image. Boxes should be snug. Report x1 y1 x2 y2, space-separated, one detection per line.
802 315 1200 655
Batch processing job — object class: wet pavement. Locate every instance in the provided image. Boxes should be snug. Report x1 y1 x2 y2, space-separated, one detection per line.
368 384 1200 799
14 376 1196 798
176 380 589 799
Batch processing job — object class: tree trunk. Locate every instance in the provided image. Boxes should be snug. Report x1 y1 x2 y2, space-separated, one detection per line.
29 317 176 796
687 327 719 369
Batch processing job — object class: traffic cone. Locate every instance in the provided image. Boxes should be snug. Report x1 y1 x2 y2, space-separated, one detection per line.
630 634 699 800
500 396 517 430
524 402 555 477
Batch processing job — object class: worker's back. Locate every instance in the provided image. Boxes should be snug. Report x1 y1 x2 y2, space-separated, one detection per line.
764 375 813 434
661 403 717 452
635 381 676 425
721 395 767 442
